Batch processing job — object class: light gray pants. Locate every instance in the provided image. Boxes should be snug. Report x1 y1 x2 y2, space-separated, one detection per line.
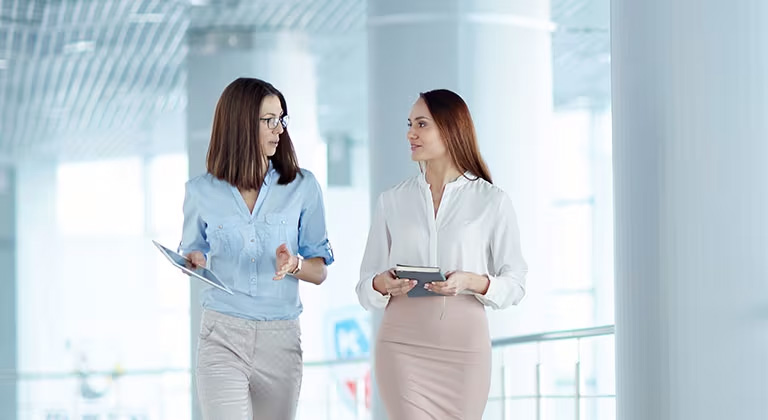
196 309 303 420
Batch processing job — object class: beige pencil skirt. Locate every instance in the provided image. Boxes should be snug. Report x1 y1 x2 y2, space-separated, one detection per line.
375 294 492 420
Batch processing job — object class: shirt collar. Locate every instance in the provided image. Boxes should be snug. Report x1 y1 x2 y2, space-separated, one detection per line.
419 170 474 189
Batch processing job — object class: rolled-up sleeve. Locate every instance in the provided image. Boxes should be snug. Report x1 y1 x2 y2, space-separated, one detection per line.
357 194 391 311
475 194 528 309
179 180 210 257
297 172 334 265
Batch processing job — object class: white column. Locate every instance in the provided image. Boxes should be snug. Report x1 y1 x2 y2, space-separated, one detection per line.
613 1 768 419
186 29 325 420
0 165 16 420
368 1 552 418
458 0 554 338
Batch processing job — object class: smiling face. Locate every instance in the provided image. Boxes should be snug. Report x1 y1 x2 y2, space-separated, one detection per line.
259 94 285 157
407 97 448 162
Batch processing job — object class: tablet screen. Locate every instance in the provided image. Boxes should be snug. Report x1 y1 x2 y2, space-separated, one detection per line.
152 240 234 295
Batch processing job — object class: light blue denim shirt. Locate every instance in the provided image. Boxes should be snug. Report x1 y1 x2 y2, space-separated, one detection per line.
179 164 334 321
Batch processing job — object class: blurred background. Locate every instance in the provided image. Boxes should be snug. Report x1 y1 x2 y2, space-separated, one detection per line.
0 0 613 419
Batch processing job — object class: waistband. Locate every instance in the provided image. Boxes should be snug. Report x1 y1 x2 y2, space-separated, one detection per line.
202 309 300 331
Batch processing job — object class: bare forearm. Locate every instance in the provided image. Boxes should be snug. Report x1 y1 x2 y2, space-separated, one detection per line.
372 273 386 295
294 257 327 285
465 273 490 295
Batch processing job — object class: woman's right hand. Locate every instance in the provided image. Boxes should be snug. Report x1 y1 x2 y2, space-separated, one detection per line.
185 251 206 270
373 269 417 297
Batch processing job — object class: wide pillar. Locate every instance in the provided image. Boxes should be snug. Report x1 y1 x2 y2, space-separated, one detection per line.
368 0 553 417
613 1 768 418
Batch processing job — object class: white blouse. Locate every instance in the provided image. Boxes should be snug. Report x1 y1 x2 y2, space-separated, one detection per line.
356 172 528 311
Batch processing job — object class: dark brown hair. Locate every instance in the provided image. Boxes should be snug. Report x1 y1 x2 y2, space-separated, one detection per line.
419 89 493 184
206 77 300 189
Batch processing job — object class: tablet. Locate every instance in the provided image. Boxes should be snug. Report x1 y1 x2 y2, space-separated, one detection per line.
152 240 234 295
394 264 447 298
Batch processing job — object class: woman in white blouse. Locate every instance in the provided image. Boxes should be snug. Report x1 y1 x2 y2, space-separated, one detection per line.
356 89 528 419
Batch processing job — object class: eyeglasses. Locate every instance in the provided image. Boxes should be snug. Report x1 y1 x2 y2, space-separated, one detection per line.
259 115 290 130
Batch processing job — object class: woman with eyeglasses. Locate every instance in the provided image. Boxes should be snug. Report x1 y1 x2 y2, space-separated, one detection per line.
356 89 527 419
179 77 334 419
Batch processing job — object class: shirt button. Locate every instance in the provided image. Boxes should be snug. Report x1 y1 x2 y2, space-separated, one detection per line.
218 225 223 229
250 239 255 242
281 220 286 224
251 258 256 262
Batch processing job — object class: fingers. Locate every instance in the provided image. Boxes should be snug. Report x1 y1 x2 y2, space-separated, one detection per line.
273 262 292 280
273 262 289 280
276 243 289 255
274 253 297 280
274 245 293 280
425 281 457 296
185 252 206 269
386 278 417 296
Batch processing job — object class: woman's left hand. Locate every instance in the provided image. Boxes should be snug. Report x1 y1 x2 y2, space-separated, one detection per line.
274 243 298 280
426 271 472 296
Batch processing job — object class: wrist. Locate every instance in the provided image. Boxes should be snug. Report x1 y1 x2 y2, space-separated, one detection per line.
472 274 490 295
290 255 303 275
372 273 388 296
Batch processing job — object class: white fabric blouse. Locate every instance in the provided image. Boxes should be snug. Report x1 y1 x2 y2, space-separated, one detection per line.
356 172 528 311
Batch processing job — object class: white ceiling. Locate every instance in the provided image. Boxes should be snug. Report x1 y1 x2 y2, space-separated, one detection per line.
0 0 608 163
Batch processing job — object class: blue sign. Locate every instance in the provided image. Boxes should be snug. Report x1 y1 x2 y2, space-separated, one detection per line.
333 318 369 359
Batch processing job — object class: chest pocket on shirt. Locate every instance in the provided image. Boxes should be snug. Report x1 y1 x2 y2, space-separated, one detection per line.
209 220 244 256
265 212 288 247
265 212 300 247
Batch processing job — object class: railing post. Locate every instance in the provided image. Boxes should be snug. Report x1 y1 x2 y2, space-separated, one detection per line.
575 337 581 420
500 350 507 420
536 342 542 420
575 360 581 420
356 375 366 420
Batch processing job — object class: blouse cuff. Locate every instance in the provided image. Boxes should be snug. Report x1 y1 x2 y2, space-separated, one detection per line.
473 274 524 309
367 276 391 309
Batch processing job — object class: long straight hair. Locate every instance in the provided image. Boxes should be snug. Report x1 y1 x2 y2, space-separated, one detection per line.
206 78 300 190
419 89 493 183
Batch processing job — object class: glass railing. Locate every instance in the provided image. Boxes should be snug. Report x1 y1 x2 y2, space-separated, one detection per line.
2 368 190 419
296 325 616 420
2 325 614 420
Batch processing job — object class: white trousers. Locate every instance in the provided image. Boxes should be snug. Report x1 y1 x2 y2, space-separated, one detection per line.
196 309 302 420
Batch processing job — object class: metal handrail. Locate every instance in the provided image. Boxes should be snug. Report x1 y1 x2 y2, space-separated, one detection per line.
0 367 189 381
491 324 614 347
0 325 615 381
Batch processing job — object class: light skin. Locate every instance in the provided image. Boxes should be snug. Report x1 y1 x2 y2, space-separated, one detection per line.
185 94 327 286
372 97 490 297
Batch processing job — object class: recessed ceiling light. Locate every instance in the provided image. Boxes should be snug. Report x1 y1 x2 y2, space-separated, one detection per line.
63 40 95 54
129 13 165 23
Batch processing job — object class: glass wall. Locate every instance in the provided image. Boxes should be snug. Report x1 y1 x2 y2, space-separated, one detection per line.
16 155 191 419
